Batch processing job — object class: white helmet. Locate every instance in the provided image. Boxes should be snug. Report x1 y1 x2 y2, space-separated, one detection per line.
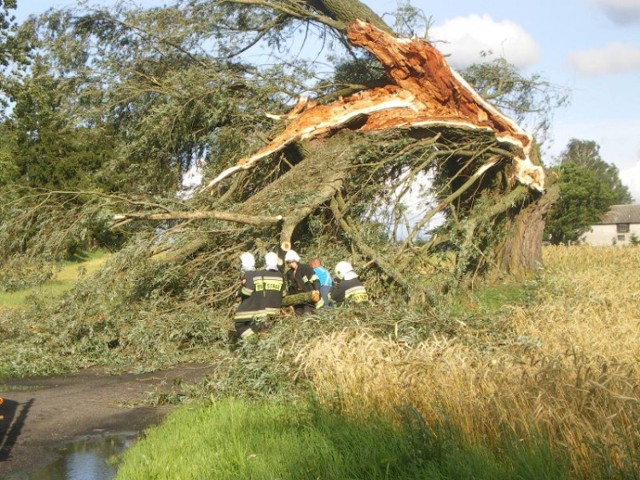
334 261 353 280
264 252 279 270
240 252 255 271
284 250 300 263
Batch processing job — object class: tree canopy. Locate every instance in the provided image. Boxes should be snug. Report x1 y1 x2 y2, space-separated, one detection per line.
558 139 632 204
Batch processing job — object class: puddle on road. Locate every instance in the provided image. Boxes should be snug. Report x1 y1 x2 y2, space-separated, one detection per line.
26 433 136 480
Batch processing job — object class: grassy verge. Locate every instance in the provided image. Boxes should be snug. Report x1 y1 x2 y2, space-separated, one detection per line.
0 250 109 310
116 398 568 480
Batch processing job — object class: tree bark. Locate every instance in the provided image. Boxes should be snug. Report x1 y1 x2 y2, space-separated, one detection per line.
113 211 283 226
495 181 559 278
307 0 392 33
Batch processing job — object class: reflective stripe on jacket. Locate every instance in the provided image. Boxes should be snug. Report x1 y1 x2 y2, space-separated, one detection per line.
235 269 285 321
329 277 368 305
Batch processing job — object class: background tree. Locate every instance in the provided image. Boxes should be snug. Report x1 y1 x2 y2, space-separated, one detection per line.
1 0 31 112
0 121 19 185
8 59 116 190
0 0 17 66
558 138 632 204
544 162 613 244
544 138 632 244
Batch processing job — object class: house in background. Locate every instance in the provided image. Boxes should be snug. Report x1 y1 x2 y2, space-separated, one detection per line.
582 204 640 246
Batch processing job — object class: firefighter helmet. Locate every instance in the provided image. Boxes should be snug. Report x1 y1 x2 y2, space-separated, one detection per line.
284 250 300 263
334 261 353 280
264 252 279 269
240 252 255 271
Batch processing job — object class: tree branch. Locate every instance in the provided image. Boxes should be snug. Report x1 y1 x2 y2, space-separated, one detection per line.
330 194 410 291
112 211 283 226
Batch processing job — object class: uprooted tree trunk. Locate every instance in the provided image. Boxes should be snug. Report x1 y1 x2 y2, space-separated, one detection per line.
114 0 557 299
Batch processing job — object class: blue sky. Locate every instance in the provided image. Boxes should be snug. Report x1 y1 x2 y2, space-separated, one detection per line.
13 0 640 200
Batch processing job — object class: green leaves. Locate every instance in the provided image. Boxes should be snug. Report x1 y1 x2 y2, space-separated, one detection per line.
544 139 633 245
0 0 18 67
462 58 570 146
545 163 605 244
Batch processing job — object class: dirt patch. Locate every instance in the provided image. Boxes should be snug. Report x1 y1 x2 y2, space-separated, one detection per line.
0 363 213 477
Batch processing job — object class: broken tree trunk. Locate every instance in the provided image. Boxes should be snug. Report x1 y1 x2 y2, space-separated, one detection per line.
205 21 544 195
120 0 556 294
494 174 559 278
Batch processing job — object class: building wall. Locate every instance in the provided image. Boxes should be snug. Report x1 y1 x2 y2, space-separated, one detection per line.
582 223 640 246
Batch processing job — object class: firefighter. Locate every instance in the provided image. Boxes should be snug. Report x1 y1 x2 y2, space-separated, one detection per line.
234 252 284 340
329 261 369 305
284 250 323 315
238 251 256 294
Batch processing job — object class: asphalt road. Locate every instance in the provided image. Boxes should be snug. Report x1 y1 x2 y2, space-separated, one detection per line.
0 364 213 477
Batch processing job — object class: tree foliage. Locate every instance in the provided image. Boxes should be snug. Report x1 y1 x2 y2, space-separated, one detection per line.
558 138 632 204
544 162 613 244
0 0 17 66
0 0 32 113
6 5 306 194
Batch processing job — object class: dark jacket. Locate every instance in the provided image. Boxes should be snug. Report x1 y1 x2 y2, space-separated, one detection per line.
329 277 368 305
286 264 320 294
286 263 323 310
234 268 284 321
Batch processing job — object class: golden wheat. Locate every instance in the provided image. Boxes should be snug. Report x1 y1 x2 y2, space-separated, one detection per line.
295 245 640 478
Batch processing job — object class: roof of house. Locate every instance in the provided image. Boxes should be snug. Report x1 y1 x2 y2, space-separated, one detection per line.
597 204 640 224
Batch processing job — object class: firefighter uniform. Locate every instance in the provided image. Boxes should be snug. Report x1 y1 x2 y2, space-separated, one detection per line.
234 268 284 339
329 260 369 306
329 277 369 305
285 258 324 315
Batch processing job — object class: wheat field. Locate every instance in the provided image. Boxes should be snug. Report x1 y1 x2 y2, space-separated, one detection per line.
295 246 640 478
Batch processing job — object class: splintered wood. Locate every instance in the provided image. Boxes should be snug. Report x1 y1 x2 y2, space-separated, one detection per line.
205 20 544 193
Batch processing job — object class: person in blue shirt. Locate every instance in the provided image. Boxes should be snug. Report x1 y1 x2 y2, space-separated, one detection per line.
310 257 332 308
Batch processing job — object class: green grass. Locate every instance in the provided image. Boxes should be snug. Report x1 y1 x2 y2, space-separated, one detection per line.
115 399 569 480
0 250 109 310
445 279 536 322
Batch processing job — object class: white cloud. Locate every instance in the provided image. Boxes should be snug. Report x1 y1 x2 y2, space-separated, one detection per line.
429 14 541 70
567 43 640 75
595 0 640 25
621 162 640 202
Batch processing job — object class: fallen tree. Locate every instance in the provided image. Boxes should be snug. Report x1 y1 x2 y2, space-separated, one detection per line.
1 0 561 307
